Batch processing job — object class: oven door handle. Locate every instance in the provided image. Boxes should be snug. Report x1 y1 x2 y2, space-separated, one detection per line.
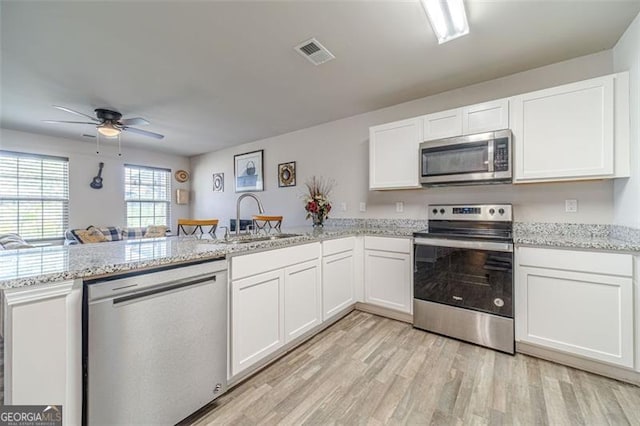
414 237 513 253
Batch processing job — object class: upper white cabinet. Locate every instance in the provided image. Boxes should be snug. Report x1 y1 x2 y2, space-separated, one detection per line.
363 236 412 314
511 73 630 183
516 247 634 368
322 237 356 321
423 108 462 141
462 98 509 134
369 117 422 190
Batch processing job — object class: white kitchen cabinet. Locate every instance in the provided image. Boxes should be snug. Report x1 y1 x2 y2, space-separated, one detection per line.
369 117 422 190
516 247 634 368
363 236 412 314
322 238 356 321
3 280 82 425
230 242 321 376
462 98 509 134
231 269 284 376
284 259 322 342
423 108 462 141
511 73 630 182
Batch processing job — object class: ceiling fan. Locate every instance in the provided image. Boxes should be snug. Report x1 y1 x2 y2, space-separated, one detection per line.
44 105 165 140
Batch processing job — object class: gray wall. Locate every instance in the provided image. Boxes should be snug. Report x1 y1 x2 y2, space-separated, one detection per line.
190 51 616 228
0 128 191 232
614 12 640 229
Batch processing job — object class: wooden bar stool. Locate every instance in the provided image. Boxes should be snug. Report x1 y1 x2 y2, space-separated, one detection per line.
252 215 283 232
177 219 219 236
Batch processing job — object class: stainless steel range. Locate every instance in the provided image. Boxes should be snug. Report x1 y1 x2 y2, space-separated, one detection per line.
413 204 514 353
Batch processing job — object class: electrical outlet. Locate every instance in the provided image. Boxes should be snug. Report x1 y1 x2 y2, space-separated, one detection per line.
565 199 578 213
396 202 404 213
359 202 366 212
340 202 347 212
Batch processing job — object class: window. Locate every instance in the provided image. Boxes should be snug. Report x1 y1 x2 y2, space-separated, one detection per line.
124 164 171 228
0 151 69 241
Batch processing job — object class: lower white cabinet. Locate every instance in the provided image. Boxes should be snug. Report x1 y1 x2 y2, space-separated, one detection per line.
3 279 82 425
516 247 634 368
363 236 412 314
322 238 356 321
284 260 322 342
231 270 284 376
231 243 321 376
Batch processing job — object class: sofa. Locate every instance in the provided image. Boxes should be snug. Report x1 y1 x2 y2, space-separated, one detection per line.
65 225 170 245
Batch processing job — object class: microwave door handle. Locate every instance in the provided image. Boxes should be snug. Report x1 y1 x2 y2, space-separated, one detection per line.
487 139 495 172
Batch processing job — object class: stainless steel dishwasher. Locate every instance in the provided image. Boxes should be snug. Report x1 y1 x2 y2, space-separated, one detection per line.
83 259 227 425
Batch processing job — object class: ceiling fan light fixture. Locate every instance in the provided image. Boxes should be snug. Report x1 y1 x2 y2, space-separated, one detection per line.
97 122 121 138
420 0 469 44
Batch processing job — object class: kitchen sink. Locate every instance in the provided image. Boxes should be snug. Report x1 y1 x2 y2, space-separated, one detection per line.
216 233 302 245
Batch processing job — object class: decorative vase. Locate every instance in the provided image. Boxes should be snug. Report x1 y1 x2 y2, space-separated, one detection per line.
312 213 324 227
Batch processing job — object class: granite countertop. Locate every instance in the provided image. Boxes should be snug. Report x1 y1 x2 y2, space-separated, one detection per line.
0 223 420 290
513 223 640 253
3 219 639 290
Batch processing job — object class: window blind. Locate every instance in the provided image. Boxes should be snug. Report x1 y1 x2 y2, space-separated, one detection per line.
0 150 70 241
124 164 171 228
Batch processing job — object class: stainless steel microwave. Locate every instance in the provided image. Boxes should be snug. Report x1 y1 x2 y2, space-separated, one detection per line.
419 129 512 186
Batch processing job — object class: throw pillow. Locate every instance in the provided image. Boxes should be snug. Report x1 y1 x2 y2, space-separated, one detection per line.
98 226 123 242
0 234 34 249
144 225 168 238
71 226 108 244
122 227 146 239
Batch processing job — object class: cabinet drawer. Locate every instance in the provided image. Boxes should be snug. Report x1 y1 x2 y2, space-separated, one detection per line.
232 242 321 280
323 237 356 256
517 247 632 277
364 236 411 254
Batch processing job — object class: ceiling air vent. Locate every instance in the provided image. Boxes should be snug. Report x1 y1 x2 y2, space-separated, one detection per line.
294 38 335 66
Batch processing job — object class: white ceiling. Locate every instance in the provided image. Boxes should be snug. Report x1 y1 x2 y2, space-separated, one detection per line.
1 1 639 157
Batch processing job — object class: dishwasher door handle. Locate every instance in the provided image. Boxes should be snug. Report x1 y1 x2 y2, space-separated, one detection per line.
113 274 218 305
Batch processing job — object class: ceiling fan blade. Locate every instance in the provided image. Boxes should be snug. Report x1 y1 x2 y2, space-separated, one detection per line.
122 126 165 140
43 120 97 125
52 105 100 122
120 117 150 126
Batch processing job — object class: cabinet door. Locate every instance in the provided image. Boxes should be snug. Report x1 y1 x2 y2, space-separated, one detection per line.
284 259 322 342
231 270 284 376
369 117 422 189
511 75 615 182
322 251 355 320
4 280 82 424
462 98 509 134
516 266 633 367
364 249 412 314
423 108 463 141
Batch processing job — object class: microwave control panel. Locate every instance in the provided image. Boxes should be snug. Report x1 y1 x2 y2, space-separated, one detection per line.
494 138 509 172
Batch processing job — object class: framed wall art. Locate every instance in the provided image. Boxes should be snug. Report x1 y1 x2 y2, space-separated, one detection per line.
278 161 296 187
213 173 224 192
234 150 264 192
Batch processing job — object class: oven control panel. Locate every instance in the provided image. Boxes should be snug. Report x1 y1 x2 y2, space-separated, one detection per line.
428 204 512 221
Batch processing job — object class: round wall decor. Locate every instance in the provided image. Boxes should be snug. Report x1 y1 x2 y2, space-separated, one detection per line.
175 170 190 183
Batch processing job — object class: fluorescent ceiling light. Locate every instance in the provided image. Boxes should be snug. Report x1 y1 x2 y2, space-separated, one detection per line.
420 0 469 44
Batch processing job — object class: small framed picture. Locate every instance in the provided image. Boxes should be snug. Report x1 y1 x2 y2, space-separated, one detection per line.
278 161 296 187
213 173 224 192
234 150 264 192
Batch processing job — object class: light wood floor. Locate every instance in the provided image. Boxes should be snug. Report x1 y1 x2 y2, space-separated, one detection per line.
186 311 640 425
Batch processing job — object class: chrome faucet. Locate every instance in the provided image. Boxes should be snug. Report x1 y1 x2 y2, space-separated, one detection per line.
236 193 265 235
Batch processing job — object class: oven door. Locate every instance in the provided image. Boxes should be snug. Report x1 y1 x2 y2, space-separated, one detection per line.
413 238 513 318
